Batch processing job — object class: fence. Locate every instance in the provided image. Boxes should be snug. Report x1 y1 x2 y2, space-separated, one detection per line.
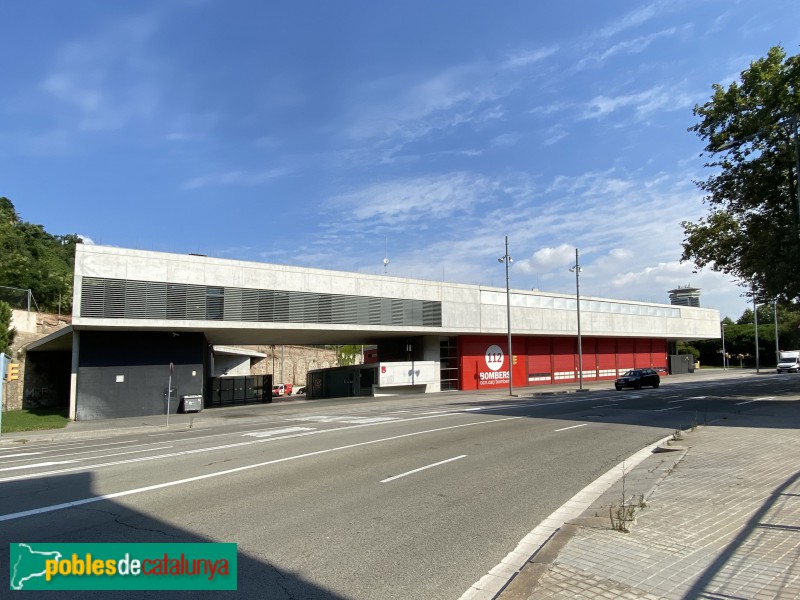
0 286 33 311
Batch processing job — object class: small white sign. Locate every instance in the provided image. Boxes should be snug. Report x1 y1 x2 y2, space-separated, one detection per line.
115 375 125 383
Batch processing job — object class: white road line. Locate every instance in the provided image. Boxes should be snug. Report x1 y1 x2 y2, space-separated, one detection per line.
0 460 78 472
667 399 685 404
0 452 44 460
0 416 519 522
554 424 588 432
735 399 760 405
756 396 775 401
0 442 175 464
591 404 616 409
654 406 681 412
688 396 708 400
11 440 134 453
0 411 490 483
380 455 467 483
244 427 315 438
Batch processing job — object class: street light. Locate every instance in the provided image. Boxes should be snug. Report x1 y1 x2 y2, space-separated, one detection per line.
774 300 780 365
721 323 728 370
569 248 584 390
498 236 514 396
753 294 760 374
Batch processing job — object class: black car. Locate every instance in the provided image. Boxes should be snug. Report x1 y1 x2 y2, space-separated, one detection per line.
615 368 660 390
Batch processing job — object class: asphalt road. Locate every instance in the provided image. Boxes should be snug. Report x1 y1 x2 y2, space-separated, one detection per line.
1 370 797 599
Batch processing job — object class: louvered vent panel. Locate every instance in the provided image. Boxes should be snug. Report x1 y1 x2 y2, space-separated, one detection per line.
125 281 148 319
80 278 106 318
186 285 206 320
423 301 442 327
76 277 441 327
240 289 260 321
224 287 243 321
145 282 167 319
167 284 187 320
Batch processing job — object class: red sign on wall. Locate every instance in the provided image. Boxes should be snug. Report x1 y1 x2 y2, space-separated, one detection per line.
460 337 525 390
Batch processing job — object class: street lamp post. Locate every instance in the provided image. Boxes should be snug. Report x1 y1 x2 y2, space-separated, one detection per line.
721 323 728 370
498 237 514 397
569 249 584 390
774 300 780 364
753 295 760 373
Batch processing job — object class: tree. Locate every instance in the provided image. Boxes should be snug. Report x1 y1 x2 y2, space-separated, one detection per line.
0 197 81 313
334 345 361 366
0 301 15 354
682 46 800 304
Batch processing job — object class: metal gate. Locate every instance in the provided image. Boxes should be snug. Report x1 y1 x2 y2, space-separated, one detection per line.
206 374 272 407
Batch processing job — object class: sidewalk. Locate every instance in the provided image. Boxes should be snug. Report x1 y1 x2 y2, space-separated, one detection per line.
496 399 800 599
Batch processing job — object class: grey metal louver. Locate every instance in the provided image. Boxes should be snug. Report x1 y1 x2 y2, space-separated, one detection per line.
80 277 442 328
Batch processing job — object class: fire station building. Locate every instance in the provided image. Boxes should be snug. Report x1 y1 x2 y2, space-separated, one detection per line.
29 245 720 420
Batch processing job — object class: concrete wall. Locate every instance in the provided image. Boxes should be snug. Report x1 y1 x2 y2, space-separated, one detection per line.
72 244 720 343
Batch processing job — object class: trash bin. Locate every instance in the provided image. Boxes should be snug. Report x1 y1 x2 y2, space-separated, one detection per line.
181 394 203 413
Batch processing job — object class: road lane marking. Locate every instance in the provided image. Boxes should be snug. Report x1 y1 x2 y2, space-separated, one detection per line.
0 443 175 464
591 404 616 409
0 411 503 483
554 424 588 432
380 455 467 483
735 397 772 405
244 427 315 438
0 416 520 522
0 452 44 460
0 460 78 472
688 396 708 400
654 407 681 412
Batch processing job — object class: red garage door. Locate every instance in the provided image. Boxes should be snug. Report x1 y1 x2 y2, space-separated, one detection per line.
617 339 635 374
552 338 576 382
597 339 617 379
527 338 552 385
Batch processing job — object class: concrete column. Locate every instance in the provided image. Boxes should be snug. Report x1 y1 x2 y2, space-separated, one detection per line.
69 330 79 421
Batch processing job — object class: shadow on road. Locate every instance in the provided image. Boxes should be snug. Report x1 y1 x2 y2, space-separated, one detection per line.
1 471 348 599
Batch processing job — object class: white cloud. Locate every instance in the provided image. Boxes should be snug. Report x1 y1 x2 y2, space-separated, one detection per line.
38 12 162 132
515 244 576 273
502 46 559 70
326 172 495 225
181 168 289 190
597 1 671 38
578 27 679 69
582 85 695 120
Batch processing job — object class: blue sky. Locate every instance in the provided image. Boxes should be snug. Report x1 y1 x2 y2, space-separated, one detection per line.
3 1 799 320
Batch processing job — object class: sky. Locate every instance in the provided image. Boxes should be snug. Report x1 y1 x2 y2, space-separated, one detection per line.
2 1 799 321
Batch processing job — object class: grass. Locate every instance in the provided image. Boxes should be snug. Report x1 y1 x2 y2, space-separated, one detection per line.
1 408 70 433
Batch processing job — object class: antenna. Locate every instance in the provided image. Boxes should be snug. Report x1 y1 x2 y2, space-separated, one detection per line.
383 237 389 274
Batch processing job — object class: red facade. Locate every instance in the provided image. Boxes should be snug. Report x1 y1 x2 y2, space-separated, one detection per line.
458 335 668 390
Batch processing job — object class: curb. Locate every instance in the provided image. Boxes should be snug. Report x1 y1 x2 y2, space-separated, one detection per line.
458 433 675 600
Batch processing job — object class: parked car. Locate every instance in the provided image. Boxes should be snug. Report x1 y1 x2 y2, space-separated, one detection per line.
296 386 307 395
615 369 660 390
272 383 293 397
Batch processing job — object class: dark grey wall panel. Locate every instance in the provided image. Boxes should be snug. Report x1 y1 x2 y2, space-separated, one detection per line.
76 331 206 420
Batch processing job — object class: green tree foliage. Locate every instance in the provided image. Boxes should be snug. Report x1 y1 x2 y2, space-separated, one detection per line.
690 303 800 367
0 300 16 354
0 197 81 314
335 345 362 366
682 46 800 303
